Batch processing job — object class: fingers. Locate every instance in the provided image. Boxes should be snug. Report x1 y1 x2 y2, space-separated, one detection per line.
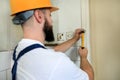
79 47 88 58
75 28 85 36
79 47 88 54
73 28 85 41
75 28 84 33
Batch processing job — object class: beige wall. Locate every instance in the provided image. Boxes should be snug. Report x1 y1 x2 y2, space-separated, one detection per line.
90 0 120 80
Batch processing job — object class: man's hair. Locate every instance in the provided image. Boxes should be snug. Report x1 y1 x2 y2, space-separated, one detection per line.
12 10 34 25
12 8 46 25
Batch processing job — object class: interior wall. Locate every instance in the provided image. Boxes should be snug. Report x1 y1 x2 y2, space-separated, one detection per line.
90 0 120 80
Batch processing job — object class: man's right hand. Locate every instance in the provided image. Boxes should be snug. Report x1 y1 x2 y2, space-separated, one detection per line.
79 47 88 59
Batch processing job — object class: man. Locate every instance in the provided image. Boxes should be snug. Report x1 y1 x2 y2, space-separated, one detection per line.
10 0 94 80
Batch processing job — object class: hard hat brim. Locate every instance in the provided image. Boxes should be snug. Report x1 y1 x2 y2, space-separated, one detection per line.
11 6 59 16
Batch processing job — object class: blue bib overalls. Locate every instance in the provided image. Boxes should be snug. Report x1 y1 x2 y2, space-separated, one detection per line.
12 44 46 80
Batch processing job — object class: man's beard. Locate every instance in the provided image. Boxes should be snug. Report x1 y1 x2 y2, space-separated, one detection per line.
43 19 55 42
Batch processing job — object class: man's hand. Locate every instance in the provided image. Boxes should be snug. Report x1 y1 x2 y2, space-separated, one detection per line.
72 28 84 41
79 47 88 59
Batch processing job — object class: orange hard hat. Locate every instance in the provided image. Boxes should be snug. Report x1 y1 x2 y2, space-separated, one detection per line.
10 0 59 16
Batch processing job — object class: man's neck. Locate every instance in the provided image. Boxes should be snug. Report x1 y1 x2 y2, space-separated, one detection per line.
23 26 45 44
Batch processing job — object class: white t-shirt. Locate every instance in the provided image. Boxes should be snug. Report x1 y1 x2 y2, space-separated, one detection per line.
11 39 89 80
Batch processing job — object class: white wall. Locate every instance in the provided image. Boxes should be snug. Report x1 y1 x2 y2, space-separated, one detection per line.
0 52 12 80
52 0 82 64
0 0 21 80
51 0 91 62
0 0 12 80
0 0 10 51
51 0 81 43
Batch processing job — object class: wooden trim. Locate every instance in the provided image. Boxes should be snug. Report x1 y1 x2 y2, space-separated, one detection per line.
81 0 92 62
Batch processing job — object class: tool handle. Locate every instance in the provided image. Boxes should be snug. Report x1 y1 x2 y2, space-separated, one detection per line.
81 33 85 49
79 31 85 49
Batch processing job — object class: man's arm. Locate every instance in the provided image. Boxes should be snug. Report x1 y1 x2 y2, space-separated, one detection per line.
54 29 83 52
79 48 94 80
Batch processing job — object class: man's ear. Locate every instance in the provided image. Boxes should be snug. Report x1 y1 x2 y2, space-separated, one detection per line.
34 10 44 24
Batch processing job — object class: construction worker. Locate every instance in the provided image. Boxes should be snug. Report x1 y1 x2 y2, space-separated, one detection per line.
10 0 94 80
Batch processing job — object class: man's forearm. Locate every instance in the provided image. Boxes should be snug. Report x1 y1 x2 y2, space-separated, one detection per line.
54 38 77 52
80 58 94 80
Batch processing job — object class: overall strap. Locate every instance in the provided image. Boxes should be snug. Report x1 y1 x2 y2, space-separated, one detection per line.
12 44 46 80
